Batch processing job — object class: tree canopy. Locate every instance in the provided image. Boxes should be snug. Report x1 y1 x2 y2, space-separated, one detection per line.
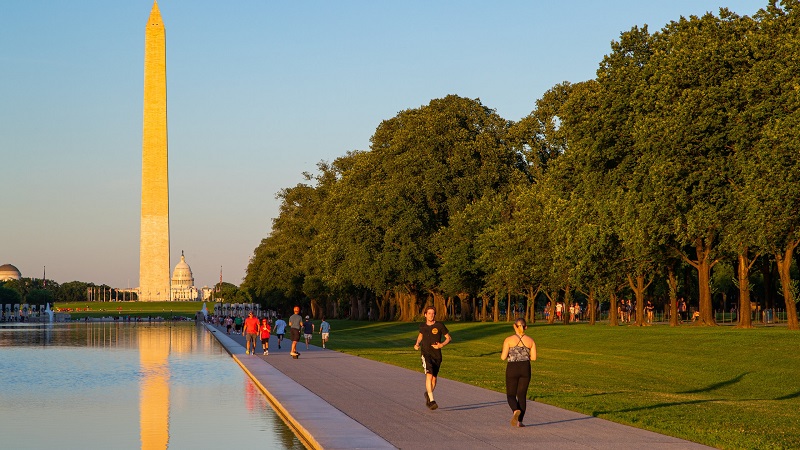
244 1 800 329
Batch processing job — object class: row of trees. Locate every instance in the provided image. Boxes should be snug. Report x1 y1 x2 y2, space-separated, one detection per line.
0 278 92 305
242 1 800 330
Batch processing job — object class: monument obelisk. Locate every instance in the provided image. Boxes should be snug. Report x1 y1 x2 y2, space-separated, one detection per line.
139 1 170 301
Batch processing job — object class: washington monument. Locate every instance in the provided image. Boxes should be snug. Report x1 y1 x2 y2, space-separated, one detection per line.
139 1 170 301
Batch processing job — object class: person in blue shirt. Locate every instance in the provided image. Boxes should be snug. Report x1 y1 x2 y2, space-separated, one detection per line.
319 318 331 348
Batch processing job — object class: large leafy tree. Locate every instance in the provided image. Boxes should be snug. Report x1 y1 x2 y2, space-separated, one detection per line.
328 95 517 320
629 11 757 325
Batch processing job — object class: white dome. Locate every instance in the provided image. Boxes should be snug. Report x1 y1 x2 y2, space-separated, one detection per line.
171 253 194 286
0 264 22 281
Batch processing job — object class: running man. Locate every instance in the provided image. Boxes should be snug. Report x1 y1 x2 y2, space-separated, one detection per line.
414 306 452 410
242 312 260 355
319 318 330 349
273 315 287 349
288 306 303 357
302 315 314 350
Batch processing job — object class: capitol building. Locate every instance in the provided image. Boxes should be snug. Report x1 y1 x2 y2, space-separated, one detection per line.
170 252 199 301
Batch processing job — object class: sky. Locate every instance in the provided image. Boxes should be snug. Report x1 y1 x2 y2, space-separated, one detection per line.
1 0 762 289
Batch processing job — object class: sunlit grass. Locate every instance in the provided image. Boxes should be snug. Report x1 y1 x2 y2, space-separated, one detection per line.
54 301 204 318
325 319 800 449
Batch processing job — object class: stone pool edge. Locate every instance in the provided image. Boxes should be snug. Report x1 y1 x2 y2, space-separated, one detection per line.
203 323 395 450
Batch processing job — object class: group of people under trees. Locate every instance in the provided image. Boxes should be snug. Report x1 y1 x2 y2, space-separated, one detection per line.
544 301 584 323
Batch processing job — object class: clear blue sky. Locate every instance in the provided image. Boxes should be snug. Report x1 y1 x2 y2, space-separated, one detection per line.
1 0 761 289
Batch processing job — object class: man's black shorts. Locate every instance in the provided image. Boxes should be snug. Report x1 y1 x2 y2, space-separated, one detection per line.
421 354 442 377
290 328 301 342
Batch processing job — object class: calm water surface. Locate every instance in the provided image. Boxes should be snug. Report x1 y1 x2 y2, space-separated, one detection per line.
0 322 305 450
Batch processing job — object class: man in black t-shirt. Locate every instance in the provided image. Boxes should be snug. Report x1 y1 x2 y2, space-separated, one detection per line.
414 306 452 410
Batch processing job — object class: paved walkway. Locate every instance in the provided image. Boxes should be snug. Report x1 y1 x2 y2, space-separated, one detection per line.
205 323 711 450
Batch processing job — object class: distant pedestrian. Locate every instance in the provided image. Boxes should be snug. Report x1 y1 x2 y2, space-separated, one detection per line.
234 315 243 333
273 315 287 349
319 318 330 348
242 312 260 355
225 316 233 334
501 318 536 428
260 318 271 355
303 316 314 349
288 306 303 357
414 306 452 410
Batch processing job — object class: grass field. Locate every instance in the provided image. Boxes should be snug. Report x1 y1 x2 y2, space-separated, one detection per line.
322 319 800 450
53 301 205 318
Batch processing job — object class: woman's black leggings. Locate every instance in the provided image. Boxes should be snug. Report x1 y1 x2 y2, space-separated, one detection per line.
505 361 531 422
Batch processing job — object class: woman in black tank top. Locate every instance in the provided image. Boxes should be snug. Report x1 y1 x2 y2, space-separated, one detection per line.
501 318 537 427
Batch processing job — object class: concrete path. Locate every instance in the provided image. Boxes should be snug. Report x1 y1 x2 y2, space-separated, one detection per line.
206 324 711 450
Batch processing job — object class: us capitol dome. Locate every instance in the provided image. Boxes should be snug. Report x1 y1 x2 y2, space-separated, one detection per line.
170 252 199 301
0 264 22 282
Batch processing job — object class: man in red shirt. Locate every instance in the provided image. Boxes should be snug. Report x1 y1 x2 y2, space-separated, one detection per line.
242 312 261 355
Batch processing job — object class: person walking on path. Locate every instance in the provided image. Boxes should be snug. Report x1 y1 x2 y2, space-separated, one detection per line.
273 315 287 349
319 318 331 348
260 317 271 355
501 318 536 427
242 312 261 355
303 315 314 350
414 306 451 410
288 306 303 357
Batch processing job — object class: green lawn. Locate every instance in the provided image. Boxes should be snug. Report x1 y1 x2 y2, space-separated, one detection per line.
323 319 800 450
53 301 205 318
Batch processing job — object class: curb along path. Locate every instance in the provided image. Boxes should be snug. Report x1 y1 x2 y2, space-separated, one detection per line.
205 323 711 450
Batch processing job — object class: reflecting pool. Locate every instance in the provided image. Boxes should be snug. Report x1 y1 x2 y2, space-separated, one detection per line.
0 322 305 449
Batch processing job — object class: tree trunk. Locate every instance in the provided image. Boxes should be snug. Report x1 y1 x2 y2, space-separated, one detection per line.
506 291 512 322
681 237 718 326
373 291 386 321
524 285 540 324
493 291 499 322
310 298 321 319
775 240 800 330
627 274 650 327
432 291 447 322
736 251 754 329
458 293 472 321
588 287 596 325
667 265 679 327
480 294 488 322
545 291 557 324
609 292 619 326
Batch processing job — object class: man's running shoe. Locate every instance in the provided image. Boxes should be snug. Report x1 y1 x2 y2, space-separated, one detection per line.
424 392 431 407
428 401 438 410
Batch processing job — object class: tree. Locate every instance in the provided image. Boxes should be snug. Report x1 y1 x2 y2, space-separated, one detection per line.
327 95 517 321
26 289 54 306
0 285 22 305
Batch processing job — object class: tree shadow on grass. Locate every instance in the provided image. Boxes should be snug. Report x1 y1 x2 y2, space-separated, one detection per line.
775 390 800 401
582 391 628 397
593 398 717 416
677 372 748 394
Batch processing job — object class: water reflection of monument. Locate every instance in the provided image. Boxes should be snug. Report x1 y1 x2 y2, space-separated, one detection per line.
139 326 171 449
